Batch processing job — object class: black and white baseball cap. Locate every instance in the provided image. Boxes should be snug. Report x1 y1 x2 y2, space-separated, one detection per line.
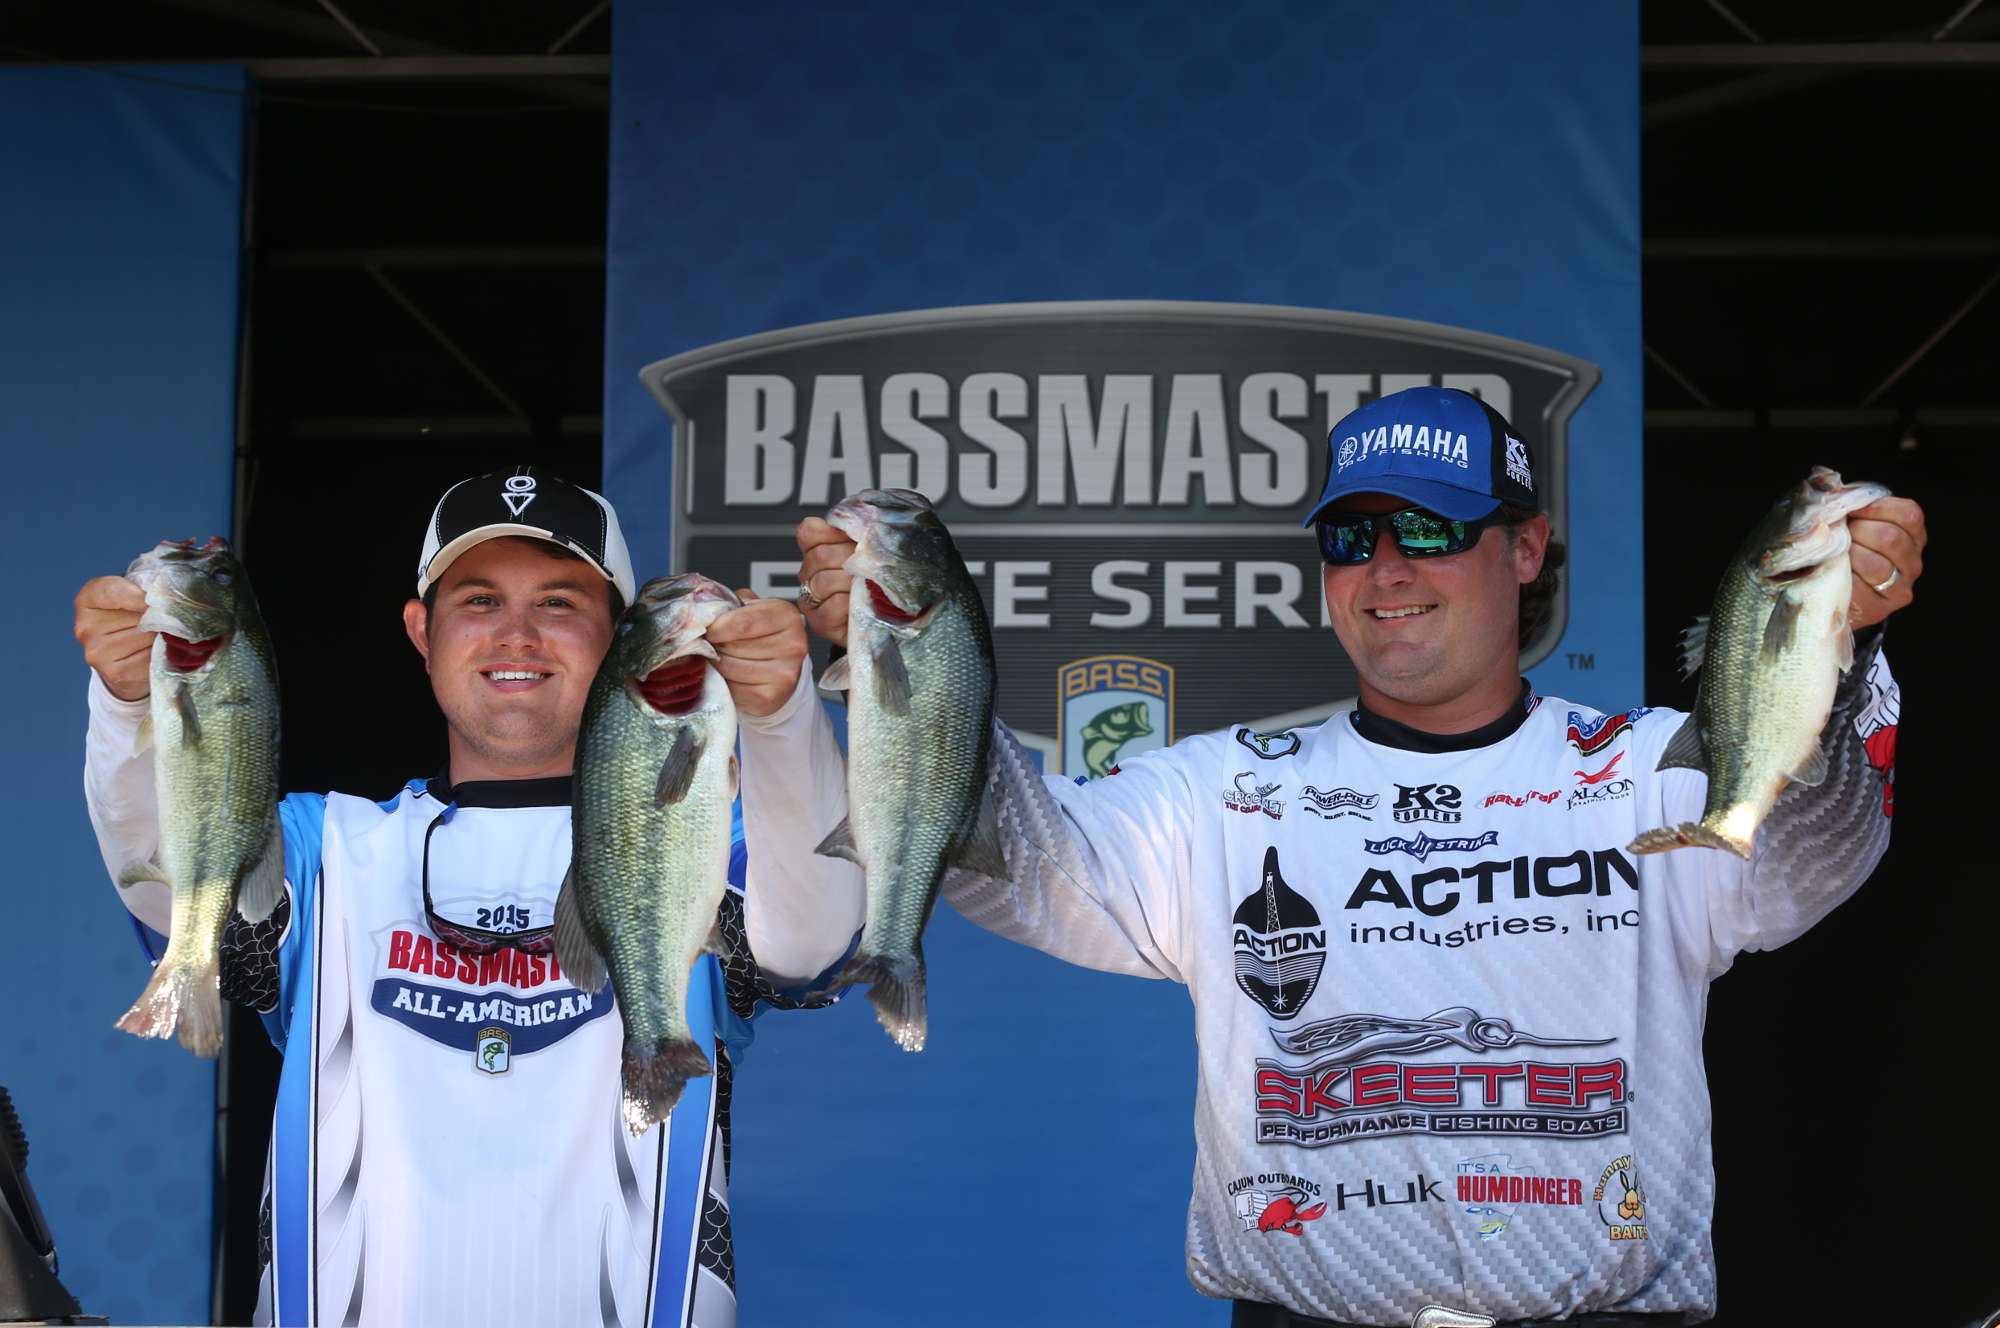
416 466 636 604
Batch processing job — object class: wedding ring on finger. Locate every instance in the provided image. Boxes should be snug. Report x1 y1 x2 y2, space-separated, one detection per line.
799 580 825 610
1869 566 1901 596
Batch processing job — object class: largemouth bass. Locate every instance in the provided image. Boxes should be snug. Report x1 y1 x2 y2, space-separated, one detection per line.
557 574 741 1134
118 538 284 1057
816 489 1000 1051
1630 466 1891 858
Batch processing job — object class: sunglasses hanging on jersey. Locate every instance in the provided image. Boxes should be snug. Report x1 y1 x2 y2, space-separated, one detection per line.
1316 505 1512 566
420 805 559 957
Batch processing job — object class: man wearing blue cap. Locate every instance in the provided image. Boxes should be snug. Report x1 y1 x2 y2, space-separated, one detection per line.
785 387 1926 1327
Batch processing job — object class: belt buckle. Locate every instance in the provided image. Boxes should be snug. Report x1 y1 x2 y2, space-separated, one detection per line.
1411 1308 1496 1328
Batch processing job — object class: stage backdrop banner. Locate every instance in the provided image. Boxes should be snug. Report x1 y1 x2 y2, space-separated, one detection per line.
605 5 1639 1323
0 65 247 1324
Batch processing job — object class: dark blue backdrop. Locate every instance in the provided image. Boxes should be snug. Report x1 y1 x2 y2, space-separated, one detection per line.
1 64 247 1323
603 5 1640 1322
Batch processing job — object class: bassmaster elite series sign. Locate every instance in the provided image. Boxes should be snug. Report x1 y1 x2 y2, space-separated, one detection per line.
641 303 1597 773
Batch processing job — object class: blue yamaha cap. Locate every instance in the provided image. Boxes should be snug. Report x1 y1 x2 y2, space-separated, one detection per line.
1302 386 1540 526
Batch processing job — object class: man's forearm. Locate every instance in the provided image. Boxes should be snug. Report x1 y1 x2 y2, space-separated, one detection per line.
83 673 170 934
736 660 865 984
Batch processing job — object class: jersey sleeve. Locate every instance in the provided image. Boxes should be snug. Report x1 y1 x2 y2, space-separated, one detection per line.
83 673 170 951
1653 632 1897 971
710 802 844 1066
938 718 1197 983
219 791 327 1052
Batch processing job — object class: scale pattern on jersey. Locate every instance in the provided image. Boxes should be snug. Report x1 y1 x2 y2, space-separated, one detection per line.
220 888 289 1014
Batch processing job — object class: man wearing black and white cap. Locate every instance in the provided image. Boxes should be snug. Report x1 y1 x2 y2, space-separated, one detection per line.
74 466 861 1328
786 387 1927 1326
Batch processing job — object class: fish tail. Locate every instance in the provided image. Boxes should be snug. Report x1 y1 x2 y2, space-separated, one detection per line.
619 1037 713 1135
1628 822 1752 859
838 949 928 1053
115 945 223 1058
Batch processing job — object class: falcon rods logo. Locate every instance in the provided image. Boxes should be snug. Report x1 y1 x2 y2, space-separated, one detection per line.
640 303 1596 760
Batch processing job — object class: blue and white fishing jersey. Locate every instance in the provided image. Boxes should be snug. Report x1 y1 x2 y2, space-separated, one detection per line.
939 643 1900 1325
85 664 863 1328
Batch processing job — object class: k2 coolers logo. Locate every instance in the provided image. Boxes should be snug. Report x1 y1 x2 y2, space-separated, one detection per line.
371 925 613 1072
1253 1006 1627 1149
1232 847 1326 1021
640 304 1597 758
1058 655 1171 779
1391 784 1461 823
1300 785 1377 820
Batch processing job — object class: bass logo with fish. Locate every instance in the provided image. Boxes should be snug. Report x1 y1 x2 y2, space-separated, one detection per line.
475 1026 511 1076
1058 655 1172 779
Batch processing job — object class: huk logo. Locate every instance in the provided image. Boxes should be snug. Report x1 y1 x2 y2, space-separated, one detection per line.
1391 784 1462 823
1301 785 1378 821
1224 771 1284 819
1058 655 1172 779
1593 1155 1648 1241
1504 435 1533 490
1232 846 1326 1021
1566 708 1650 756
476 1025 511 1076
1237 728 1301 761
499 473 538 518
1228 1174 1327 1237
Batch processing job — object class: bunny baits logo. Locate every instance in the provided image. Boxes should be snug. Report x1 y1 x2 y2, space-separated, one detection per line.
1228 1174 1327 1237
1567 708 1650 756
1593 1154 1648 1241
370 924 613 1064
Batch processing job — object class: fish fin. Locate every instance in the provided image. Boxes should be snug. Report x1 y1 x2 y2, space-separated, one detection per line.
1654 715 1709 772
1628 822 1751 859
1759 593 1801 663
818 655 852 691
1835 623 1856 672
553 869 608 995
173 680 202 746
813 817 862 865
1789 741 1830 788
835 949 928 1052
134 713 153 754
947 796 1008 880
115 945 224 1058
1678 616 1709 679
872 635 912 715
703 918 728 957
653 727 703 806
117 857 167 890
233 814 287 923
620 1037 713 1135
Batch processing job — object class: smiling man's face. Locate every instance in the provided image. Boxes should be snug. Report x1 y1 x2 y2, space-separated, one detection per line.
1320 493 1548 732
401 537 616 782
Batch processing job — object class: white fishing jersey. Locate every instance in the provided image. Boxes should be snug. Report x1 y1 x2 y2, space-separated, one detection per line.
943 645 1900 1325
84 664 863 1328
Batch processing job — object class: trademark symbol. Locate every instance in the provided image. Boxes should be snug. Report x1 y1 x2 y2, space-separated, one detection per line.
1566 652 1595 670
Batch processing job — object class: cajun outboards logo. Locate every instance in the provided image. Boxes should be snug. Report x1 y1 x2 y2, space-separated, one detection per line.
1232 847 1326 1021
641 303 1596 758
